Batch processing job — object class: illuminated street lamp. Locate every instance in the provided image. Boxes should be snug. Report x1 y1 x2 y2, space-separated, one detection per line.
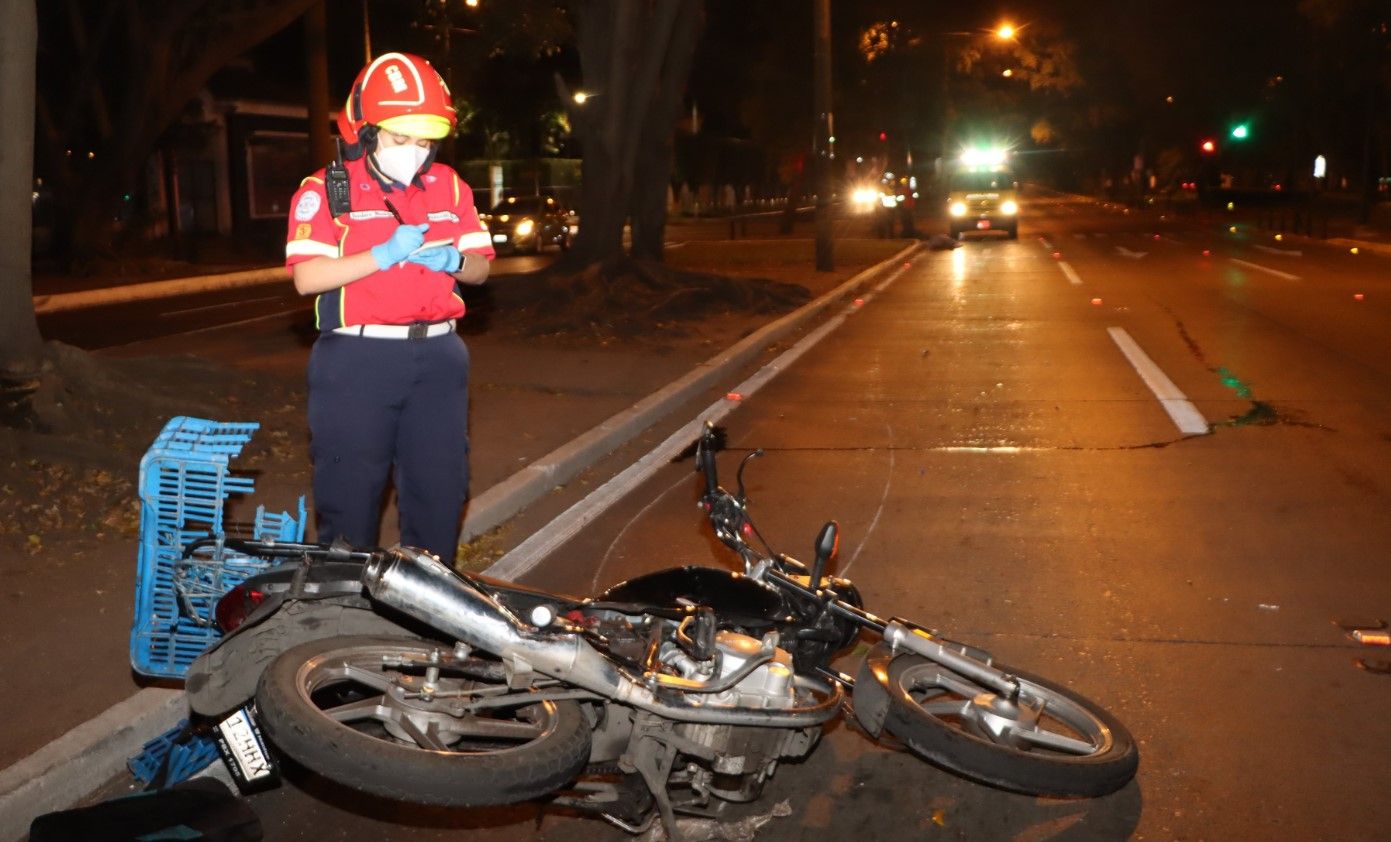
996 23 1016 40
573 91 590 105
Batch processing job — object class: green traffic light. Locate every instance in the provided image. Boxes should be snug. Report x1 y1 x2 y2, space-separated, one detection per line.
1231 124 1249 140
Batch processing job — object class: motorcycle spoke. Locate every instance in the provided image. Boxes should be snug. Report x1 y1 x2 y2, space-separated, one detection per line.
333 661 400 694
451 716 547 741
320 694 388 723
1013 725 1097 755
920 699 971 717
397 716 452 751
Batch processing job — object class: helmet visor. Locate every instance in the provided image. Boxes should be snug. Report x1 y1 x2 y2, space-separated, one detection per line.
377 113 453 141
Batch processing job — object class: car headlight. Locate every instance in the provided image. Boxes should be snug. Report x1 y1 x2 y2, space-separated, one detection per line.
852 188 876 205
1000 200 1019 215
515 219 535 237
949 202 967 217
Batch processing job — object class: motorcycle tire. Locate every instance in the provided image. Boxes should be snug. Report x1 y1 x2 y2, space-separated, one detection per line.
256 635 592 807
877 653 1137 798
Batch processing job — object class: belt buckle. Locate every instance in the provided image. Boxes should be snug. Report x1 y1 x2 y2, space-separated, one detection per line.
407 322 429 340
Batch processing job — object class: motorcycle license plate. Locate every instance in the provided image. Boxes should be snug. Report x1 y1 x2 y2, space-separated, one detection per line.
213 704 280 793
976 220 992 230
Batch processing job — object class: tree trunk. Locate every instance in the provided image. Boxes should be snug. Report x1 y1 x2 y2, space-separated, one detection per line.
0 0 42 387
630 1 703 261
305 1 334 170
567 0 704 266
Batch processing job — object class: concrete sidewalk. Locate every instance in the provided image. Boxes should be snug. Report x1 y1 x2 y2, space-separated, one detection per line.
1 230 918 840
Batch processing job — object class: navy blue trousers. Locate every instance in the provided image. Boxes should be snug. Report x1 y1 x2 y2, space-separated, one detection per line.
307 331 470 566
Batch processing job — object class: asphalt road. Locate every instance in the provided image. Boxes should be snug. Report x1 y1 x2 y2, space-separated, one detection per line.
76 197 1391 839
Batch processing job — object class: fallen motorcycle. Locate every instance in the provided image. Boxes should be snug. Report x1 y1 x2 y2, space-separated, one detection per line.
187 421 1137 837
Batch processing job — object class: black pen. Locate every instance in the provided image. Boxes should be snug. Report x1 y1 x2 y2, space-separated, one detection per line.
383 199 406 225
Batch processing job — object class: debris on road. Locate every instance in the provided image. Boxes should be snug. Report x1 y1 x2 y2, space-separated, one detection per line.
1351 630 1391 646
641 799 793 841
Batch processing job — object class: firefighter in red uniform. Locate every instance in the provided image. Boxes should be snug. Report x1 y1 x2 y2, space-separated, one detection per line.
284 52 494 566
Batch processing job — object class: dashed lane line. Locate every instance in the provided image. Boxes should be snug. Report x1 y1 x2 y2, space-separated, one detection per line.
1229 258 1301 280
1058 261 1083 285
1107 327 1209 436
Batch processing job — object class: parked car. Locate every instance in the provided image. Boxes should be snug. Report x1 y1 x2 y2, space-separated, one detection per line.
481 195 571 254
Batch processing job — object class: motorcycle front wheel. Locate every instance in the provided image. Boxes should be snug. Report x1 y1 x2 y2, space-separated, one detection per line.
256 636 592 807
874 652 1138 797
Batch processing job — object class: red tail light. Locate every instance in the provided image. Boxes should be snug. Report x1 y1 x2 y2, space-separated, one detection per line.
215 583 267 633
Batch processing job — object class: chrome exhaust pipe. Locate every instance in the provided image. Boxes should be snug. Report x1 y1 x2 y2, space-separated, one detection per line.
362 548 841 727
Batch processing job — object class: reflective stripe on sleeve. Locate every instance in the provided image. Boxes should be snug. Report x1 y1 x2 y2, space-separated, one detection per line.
457 230 493 251
286 239 341 259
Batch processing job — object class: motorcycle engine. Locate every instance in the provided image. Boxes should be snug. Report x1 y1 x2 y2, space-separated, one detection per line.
661 630 798 709
658 630 821 802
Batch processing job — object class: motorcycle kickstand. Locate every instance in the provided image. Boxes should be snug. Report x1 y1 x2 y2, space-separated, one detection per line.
632 736 683 842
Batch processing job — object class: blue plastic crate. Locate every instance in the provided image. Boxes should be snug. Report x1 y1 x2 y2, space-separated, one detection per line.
130 417 306 678
127 720 221 786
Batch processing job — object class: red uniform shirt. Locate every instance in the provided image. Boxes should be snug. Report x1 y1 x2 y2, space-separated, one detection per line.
284 156 495 331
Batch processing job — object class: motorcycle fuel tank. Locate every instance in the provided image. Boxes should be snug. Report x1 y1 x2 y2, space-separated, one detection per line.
598 566 787 628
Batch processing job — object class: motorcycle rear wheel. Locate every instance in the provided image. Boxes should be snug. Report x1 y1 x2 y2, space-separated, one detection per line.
256 635 592 807
879 655 1138 797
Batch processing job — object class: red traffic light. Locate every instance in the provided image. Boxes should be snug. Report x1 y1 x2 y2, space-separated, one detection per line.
879 131 887 142
1200 139 1216 153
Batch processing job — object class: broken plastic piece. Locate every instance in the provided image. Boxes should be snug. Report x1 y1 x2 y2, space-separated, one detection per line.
1352 630 1391 646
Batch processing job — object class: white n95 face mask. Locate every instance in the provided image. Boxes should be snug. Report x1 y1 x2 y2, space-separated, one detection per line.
373 144 430 185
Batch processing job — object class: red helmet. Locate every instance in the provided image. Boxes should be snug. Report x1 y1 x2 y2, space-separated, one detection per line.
337 52 456 145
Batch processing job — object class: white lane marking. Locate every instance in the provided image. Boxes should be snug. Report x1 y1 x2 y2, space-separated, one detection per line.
160 295 284 318
1038 237 1055 250
1058 261 1083 285
487 263 915 579
1115 246 1148 259
1107 327 1209 435
1229 258 1300 280
1253 244 1303 257
841 422 893 577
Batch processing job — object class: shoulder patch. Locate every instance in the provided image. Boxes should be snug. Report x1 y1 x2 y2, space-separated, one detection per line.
294 223 313 240
294 191 322 221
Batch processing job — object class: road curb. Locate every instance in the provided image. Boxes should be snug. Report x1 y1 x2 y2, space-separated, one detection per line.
463 240 923 541
0 240 920 837
33 267 287 315
0 689 184 841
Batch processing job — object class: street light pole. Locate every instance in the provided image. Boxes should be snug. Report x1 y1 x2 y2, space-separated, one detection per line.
813 0 834 271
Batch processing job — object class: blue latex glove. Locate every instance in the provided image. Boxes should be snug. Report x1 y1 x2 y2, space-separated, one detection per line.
406 245 463 274
370 223 429 270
